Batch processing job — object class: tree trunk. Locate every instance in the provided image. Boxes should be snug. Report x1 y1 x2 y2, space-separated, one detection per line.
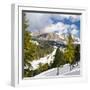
76 62 78 66
70 64 72 71
57 67 59 75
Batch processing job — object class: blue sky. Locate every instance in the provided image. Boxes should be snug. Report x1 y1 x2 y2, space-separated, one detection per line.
26 12 80 38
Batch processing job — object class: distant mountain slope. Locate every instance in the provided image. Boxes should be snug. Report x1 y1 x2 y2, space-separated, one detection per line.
36 32 65 41
31 29 80 45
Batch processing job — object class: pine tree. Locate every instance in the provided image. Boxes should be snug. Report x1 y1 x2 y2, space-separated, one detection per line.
51 48 64 75
74 45 80 66
64 34 75 70
23 13 37 77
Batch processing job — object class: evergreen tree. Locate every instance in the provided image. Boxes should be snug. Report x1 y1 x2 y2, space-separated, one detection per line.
23 13 37 77
64 34 75 70
51 48 64 75
74 45 80 66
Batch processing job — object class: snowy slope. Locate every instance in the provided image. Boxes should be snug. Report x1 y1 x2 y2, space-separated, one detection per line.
30 47 57 70
34 63 80 78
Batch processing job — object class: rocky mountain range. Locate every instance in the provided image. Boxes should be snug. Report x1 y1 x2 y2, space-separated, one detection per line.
31 31 80 44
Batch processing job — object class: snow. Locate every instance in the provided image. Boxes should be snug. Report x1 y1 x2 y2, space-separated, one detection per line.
30 40 39 45
34 63 80 78
64 68 80 75
30 48 57 70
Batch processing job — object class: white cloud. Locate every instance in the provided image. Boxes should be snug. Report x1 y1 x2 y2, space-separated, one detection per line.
25 12 80 38
71 29 79 35
42 22 71 35
42 22 79 37
26 13 53 32
70 15 80 22
59 14 80 23
71 24 77 29
59 14 70 19
70 24 79 36
42 22 65 33
54 14 80 22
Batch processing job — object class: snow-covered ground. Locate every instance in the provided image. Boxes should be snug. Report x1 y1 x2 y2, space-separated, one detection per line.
33 63 80 78
30 47 57 70
24 44 80 77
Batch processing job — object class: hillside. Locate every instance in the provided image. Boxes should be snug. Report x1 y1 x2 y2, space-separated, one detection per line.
33 63 80 78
